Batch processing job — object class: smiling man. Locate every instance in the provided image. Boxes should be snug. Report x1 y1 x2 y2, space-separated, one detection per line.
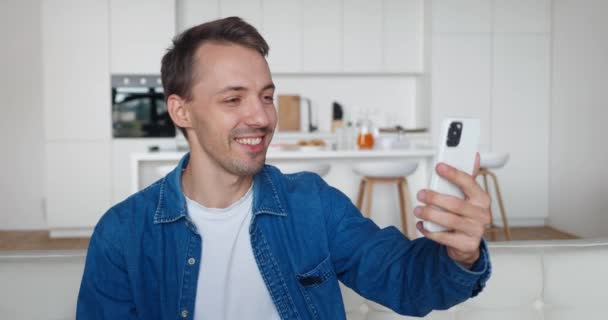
77 17 492 320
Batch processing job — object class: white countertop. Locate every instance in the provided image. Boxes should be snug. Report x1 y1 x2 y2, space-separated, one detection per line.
267 148 435 160
133 147 435 162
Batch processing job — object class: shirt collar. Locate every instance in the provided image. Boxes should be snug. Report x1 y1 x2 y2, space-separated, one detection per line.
153 152 288 224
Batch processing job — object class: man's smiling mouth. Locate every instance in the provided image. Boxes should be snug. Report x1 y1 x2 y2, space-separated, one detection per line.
234 137 263 145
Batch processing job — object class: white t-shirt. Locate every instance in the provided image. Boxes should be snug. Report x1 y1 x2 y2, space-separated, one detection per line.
185 185 280 320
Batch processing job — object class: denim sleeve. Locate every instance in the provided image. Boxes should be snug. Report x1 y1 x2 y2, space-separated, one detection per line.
76 210 139 320
322 184 491 317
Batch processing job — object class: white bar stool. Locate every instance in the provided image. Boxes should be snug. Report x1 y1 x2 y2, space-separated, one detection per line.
353 161 418 238
275 162 331 177
480 152 512 241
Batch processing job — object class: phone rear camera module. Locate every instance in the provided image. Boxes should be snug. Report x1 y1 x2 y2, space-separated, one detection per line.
446 121 463 147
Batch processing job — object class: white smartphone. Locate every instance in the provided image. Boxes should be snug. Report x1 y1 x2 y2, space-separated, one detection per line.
423 118 480 232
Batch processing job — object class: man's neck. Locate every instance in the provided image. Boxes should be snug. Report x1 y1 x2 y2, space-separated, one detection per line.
181 151 254 209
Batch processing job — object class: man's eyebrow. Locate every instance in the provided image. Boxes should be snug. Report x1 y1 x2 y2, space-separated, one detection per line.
262 83 276 91
216 86 246 95
215 83 275 95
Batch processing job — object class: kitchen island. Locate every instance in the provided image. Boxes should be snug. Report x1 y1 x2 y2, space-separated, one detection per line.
132 147 436 237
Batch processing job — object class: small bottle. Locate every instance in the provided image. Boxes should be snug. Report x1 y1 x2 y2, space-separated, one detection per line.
334 127 345 150
346 121 357 150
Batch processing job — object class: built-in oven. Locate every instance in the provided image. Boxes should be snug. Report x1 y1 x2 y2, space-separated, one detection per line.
111 74 176 138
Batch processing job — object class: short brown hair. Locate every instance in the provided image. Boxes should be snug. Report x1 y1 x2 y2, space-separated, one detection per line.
161 16 270 137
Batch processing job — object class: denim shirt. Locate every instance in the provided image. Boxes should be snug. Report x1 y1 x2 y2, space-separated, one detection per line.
77 153 491 320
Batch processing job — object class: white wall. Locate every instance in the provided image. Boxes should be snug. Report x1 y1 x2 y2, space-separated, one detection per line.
549 0 608 237
0 0 47 230
273 75 419 132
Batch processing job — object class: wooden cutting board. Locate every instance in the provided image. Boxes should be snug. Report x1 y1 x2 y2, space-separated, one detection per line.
277 95 300 131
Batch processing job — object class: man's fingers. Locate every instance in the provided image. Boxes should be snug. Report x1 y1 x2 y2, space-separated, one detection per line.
414 206 485 238
416 222 481 253
472 152 481 178
417 190 491 224
434 162 488 206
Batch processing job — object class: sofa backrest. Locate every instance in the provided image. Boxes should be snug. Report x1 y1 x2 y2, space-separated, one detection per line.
1 239 607 320
343 238 608 320
0 251 85 320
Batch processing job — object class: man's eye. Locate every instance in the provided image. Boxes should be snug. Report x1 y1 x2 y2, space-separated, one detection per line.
225 97 240 104
263 96 274 103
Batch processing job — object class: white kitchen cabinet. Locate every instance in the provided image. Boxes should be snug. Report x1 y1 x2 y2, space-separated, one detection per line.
384 0 424 73
262 0 302 73
430 34 492 148
41 0 111 141
491 34 550 223
177 0 220 33
342 0 383 72
110 0 176 74
219 0 263 32
42 0 113 236
493 0 551 33
45 141 112 232
431 0 492 33
301 0 342 72
428 0 552 226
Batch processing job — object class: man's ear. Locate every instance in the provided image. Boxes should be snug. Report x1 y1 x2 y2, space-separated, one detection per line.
167 94 192 130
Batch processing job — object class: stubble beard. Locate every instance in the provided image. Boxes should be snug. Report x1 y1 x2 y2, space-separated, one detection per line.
196 128 272 177
228 152 266 176
227 127 274 176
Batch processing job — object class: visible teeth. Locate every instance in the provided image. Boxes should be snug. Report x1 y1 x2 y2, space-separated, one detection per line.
236 137 262 145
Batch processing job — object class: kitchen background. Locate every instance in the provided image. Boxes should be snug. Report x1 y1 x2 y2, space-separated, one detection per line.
0 0 606 238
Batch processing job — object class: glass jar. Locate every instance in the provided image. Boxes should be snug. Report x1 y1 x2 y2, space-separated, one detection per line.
357 118 375 149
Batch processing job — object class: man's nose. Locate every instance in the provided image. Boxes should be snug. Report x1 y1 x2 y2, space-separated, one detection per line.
243 97 271 128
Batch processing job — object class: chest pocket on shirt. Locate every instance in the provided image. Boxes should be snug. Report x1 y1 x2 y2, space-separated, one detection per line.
296 255 345 320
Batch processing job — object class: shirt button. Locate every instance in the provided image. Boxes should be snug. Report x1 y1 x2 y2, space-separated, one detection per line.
181 309 188 318
187 257 196 265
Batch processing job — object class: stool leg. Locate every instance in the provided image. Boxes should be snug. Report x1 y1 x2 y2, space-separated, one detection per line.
487 170 512 241
363 179 374 218
397 178 409 238
356 179 366 210
481 170 497 241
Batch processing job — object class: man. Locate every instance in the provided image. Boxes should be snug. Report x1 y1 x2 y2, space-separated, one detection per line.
77 17 492 319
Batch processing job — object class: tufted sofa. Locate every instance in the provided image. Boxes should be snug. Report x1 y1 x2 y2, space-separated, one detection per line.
1 238 607 319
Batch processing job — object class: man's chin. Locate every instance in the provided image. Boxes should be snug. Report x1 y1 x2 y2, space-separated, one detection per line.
229 157 266 176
